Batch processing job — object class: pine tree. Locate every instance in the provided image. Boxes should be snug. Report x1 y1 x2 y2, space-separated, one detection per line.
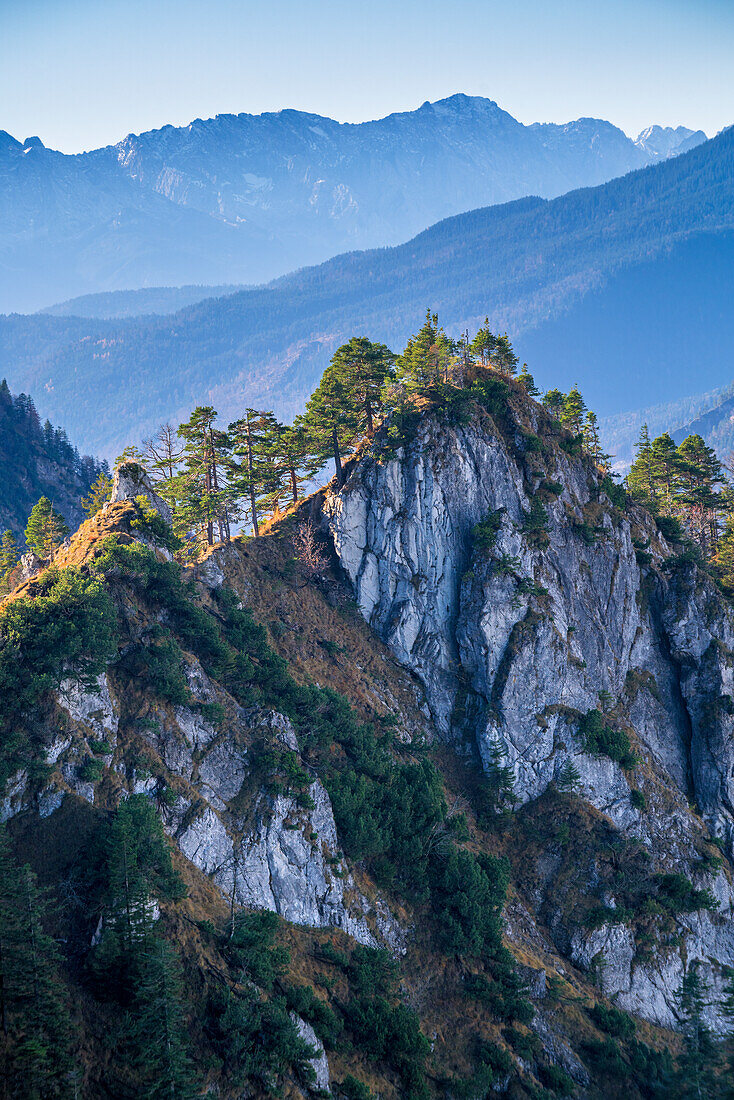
676 434 726 557
720 967 734 1100
479 740 517 824
493 333 519 377
583 410 610 469
175 407 231 548
303 364 361 487
92 796 185 998
516 365 539 395
542 389 565 418
81 471 113 517
0 828 74 1099
673 961 720 1099
0 530 19 594
329 337 396 435
560 385 587 435
649 432 680 515
628 425 658 511
713 515 734 597
395 310 455 395
127 939 198 1100
268 419 321 506
470 318 498 368
24 497 69 560
228 409 280 536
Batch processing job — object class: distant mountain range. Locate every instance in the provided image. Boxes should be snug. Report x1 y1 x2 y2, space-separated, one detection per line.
0 124 730 459
0 94 706 313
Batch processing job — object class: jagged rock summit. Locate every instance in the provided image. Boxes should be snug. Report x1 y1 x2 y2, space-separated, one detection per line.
325 382 734 1029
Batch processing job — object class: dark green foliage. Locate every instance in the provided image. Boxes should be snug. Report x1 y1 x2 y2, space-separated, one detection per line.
130 494 180 552
655 514 684 541
464 969 533 1024
578 709 636 770
286 983 342 1048
470 373 510 417
521 496 550 546
589 1003 636 1039
24 496 69 559
0 380 107 540
601 475 627 508
78 756 105 783
630 788 646 810
0 828 74 1099
583 1038 629 1078
91 795 185 996
339 1075 374 1100
0 565 117 788
539 1063 576 1095
209 984 317 1095
429 846 509 958
119 632 190 705
540 479 563 498
343 946 430 1100
653 873 718 915
226 910 290 992
559 433 583 457
472 509 504 551
126 938 199 1100
673 961 720 1098
555 759 581 792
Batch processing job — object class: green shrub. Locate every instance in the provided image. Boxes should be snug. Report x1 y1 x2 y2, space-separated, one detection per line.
472 510 504 551
630 789 646 811
88 737 112 755
130 495 180 553
0 565 117 788
582 1038 629 1078
78 757 104 783
429 847 508 959
600 476 627 509
653 873 718 914
286 984 342 1048
339 1076 374 1100
521 432 543 453
656 515 684 542
540 479 563 499
521 497 550 546
470 375 510 418
559 433 583 456
589 1003 636 1039
119 633 190 705
226 910 290 992
539 1063 576 1094
578 710 636 770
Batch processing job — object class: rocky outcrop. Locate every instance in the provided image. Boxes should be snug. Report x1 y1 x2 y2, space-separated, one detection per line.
326 400 734 1028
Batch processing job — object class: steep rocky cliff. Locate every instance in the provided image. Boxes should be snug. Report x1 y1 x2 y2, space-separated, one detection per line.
325 387 734 1033
2 387 734 1098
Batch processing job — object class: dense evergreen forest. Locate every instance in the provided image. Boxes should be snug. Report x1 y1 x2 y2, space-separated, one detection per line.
0 379 107 542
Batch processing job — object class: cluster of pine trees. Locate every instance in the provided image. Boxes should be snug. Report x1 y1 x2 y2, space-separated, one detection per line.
627 425 734 590
99 312 605 554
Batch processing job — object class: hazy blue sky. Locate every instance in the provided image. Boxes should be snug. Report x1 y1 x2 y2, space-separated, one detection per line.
2 0 732 152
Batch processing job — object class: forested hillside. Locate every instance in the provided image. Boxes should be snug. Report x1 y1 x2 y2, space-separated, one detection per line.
0 380 107 539
1 126 732 458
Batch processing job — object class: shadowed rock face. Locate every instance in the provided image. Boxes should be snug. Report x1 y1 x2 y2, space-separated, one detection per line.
326 401 734 1028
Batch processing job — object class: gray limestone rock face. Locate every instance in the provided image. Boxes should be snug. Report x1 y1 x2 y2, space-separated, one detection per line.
326 406 734 1029
291 1015 330 1093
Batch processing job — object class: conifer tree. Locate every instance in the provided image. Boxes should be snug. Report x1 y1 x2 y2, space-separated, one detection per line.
0 828 73 1099
81 471 113 517
583 410 610 469
516 365 539 395
676 434 726 556
303 365 360 487
673 961 720 1098
268 419 321 506
127 939 198 1100
713 515 734 597
142 424 183 484
228 409 280 536
329 337 396 435
542 389 564 418
24 497 69 560
560 385 587 435
720 967 734 1100
650 432 680 514
470 318 498 368
0 530 19 593
175 407 231 548
395 311 455 394
493 333 519 377
628 425 658 512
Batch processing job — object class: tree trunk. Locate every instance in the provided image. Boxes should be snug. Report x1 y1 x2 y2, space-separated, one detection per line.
332 425 343 487
290 467 298 504
246 421 259 538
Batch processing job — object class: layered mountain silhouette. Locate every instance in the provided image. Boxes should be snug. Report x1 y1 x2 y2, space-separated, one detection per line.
0 94 705 312
0 124 731 458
